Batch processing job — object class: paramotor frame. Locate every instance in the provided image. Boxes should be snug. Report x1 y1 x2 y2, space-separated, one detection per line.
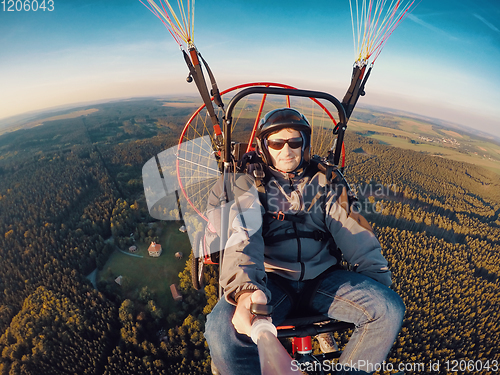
176 82 347 221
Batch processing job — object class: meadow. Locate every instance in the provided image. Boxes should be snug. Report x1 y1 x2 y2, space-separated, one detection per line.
347 113 500 175
97 221 191 314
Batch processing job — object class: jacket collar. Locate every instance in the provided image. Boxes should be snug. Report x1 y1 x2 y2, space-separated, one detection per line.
267 163 308 183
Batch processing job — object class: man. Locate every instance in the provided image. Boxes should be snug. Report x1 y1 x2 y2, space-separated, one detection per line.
204 108 405 374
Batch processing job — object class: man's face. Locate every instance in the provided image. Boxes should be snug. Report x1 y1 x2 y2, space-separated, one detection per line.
267 128 302 172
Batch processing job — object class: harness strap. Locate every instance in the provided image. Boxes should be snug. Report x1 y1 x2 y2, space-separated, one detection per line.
264 211 306 224
264 230 330 246
183 49 219 128
198 52 224 109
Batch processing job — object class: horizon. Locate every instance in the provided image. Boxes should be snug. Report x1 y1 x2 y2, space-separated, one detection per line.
2 95 499 145
1 0 499 137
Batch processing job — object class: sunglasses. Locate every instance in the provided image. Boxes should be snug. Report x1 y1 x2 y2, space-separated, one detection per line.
267 137 303 150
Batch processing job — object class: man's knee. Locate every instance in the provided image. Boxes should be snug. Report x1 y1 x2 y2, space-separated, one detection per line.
204 311 217 346
205 299 255 351
388 290 405 320
205 301 234 351
376 289 405 328
205 299 261 374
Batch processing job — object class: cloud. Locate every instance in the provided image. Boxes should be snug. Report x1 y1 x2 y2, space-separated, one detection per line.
407 14 459 41
473 14 500 33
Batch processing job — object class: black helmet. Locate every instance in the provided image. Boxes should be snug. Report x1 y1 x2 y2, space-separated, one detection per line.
255 108 311 167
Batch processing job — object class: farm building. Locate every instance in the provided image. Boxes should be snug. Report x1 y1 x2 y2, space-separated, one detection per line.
148 241 162 257
170 284 182 302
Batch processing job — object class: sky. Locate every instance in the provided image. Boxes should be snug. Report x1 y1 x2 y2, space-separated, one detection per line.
1 0 499 137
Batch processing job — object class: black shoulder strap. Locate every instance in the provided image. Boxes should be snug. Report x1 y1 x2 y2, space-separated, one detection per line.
311 155 359 209
253 163 270 213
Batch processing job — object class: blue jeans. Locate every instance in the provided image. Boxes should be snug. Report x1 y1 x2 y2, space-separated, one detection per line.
205 270 405 375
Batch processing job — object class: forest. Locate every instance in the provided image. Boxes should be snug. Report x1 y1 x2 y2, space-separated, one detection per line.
0 99 499 374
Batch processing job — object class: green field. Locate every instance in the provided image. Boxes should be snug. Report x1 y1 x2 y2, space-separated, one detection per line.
364 134 500 175
97 221 192 314
347 117 500 175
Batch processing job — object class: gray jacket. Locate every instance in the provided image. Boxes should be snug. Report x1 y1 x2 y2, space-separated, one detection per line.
211 165 392 305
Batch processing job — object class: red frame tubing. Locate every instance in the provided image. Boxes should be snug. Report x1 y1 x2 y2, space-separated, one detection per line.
246 90 268 153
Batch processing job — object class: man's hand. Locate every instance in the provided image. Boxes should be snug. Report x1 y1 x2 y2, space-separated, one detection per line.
232 290 267 337
337 187 374 233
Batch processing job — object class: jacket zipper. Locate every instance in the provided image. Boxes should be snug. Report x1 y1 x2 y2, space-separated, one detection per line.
289 177 305 281
293 221 306 281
